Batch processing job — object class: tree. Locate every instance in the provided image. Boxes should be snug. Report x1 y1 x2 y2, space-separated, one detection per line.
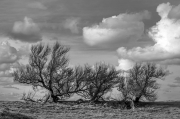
13 42 86 103
125 62 168 103
118 71 138 110
118 72 134 102
79 63 121 102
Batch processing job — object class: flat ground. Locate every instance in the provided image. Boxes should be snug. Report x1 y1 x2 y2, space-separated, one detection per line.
0 101 180 119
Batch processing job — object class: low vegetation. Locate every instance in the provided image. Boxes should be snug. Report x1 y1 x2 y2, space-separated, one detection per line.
1 101 180 119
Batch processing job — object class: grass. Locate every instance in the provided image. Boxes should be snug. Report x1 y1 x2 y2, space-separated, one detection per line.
0 109 34 119
0 101 180 119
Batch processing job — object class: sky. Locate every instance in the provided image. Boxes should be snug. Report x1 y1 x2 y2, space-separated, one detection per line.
0 0 180 101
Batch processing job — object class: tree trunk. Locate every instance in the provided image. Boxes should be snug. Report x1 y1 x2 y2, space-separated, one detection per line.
51 94 59 103
49 85 59 103
90 95 99 103
134 97 141 103
42 91 59 105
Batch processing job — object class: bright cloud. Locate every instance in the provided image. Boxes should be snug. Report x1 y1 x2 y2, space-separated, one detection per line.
9 17 42 43
83 10 151 49
117 2 180 65
116 59 134 71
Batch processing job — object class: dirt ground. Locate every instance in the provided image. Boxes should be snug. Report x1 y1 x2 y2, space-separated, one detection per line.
0 101 180 119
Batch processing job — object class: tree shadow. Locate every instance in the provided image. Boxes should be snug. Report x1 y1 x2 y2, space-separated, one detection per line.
136 101 180 108
0 110 35 119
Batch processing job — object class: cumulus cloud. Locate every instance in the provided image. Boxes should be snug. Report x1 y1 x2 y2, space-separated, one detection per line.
116 59 134 71
0 65 19 77
117 3 180 65
83 10 151 49
0 41 19 64
63 17 80 34
9 17 42 43
0 41 24 77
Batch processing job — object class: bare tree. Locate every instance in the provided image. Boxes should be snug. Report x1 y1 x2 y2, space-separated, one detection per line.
13 42 86 103
118 74 134 102
126 62 168 103
118 73 135 109
78 63 122 102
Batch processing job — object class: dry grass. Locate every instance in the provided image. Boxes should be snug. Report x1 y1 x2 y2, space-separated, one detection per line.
0 101 180 119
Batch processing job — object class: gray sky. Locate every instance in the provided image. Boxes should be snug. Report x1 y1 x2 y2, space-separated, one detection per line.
0 0 180 101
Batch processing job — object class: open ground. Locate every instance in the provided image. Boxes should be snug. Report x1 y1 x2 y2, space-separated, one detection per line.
1 101 180 119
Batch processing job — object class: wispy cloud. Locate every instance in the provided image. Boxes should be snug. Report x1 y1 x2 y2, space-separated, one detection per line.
3 85 19 90
28 1 47 10
174 77 180 83
168 84 180 88
168 77 180 88
63 17 81 34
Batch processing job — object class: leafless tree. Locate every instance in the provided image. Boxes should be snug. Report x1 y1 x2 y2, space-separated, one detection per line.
126 62 168 103
13 42 86 103
118 74 134 102
78 63 122 102
118 73 135 109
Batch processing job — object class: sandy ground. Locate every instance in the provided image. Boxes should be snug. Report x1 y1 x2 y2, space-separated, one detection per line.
0 101 180 119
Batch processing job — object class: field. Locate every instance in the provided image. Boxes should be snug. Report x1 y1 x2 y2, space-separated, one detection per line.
0 101 180 119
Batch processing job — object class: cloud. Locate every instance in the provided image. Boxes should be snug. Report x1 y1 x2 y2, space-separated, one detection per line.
8 17 42 43
117 3 180 65
174 77 180 84
3 85 19 90
168 3 180 19
28 2 47 10
168 84 180 88
160 59 180 65
168 77 180 87
0 41 25 77
0 66 18 77
63 17 80 34
116 59 134 71
0 41 19 64
83 10 151 49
